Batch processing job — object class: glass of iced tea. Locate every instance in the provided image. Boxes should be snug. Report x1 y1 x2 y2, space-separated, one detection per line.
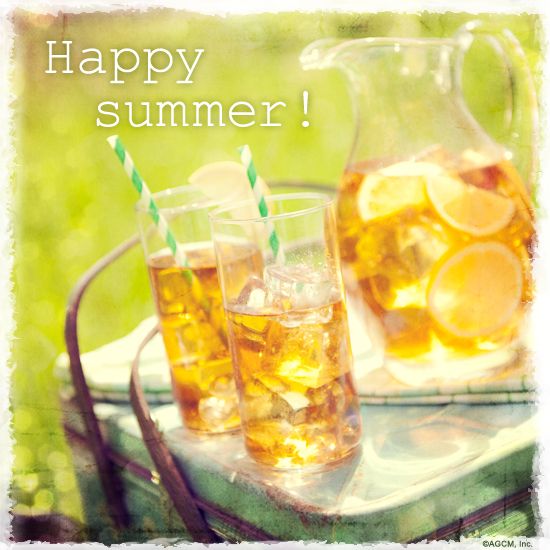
209 192 362 469
137 185 252 433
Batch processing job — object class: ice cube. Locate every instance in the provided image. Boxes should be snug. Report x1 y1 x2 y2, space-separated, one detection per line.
209 375 237 398
245 420 293 455
414 144 460 171
236 276 268 309
458 150 500 191
245 377 310 425
396 222 449 279
264 307 350 389
264 264 333 310
253 373 288 392
244 390 274 422
283 423 338 461
459 148 493 172
279 391 310 410
370 217 450 310
276 354 341 390
232 277 272 340
242 379 273 421
247 288 267 309
198 395 239 425
271 390 310 425
253 374 310 410
370 270 426 310
355 222 393 279
307 380 346 411
280 305 333 328
383 307 432 355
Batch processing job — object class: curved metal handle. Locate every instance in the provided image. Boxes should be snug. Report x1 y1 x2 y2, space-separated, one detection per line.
65 235 141 530
129 328 219 543
455 20 539 191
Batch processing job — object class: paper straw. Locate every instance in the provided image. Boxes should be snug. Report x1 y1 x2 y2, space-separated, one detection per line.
106 135 210 317
107 135 229 346
107 135 190 268
238 145 285 263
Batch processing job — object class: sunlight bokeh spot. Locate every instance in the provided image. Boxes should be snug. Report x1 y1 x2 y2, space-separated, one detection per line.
13 409 34 432
33 489 55 511
54 470 77 493
47 451 68 470
16 473 40 493
14 445 34 471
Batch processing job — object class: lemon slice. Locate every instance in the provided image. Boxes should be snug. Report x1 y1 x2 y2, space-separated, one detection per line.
357 174 426 221
426 174 515 236
427 242 522 338
189 161 269 202
357 162 444 222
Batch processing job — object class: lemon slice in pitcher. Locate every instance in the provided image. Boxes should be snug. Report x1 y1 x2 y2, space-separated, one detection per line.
357 174 425 221
357 162 443 221
189 161 270 202
427 242 522 339
426 174 515 236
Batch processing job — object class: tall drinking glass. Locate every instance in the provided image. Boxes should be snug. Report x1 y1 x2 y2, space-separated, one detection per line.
210 192 362 469
137 185 247 433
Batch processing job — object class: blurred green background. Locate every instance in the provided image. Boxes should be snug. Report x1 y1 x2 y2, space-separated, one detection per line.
10 10 541 524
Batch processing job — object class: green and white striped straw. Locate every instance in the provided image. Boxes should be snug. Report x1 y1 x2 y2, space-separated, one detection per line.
238 145 285 263
107 135 228 345
107 135 190 271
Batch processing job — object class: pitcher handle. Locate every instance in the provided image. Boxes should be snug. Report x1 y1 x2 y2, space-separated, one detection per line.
454 21 539 192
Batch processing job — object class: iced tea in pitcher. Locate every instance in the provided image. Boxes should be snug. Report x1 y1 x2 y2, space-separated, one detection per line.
337 149 534 364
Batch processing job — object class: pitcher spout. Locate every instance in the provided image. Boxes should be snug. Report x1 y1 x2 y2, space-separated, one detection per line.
300 38 356 70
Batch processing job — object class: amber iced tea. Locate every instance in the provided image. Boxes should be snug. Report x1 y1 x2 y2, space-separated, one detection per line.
227 292 361 468
148 245 240 432
337 150 534 363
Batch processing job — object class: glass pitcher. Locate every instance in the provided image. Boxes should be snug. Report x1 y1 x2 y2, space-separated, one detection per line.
301 21 537 385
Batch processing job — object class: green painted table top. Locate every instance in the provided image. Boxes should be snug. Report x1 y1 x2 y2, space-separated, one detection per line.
66 397 536 542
